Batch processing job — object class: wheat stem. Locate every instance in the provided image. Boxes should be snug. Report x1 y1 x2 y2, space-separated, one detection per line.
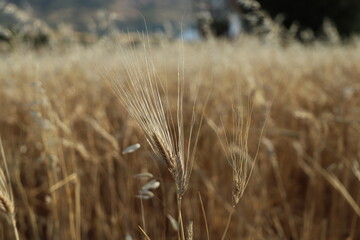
198 192 209 240
11 215 20 240
177 196 185 240
140 198 147 233
221 207 235 240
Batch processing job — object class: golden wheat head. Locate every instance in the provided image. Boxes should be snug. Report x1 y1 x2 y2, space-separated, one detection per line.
107 40 204 199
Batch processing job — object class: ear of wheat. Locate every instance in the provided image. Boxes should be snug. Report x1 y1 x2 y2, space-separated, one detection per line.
107 40 204 200
0 137 20 240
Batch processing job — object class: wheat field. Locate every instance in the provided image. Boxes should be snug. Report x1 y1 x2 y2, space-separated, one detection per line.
0 37 359 240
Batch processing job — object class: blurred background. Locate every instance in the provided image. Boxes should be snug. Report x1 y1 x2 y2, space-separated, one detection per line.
1 0 360 48
1 1 360 240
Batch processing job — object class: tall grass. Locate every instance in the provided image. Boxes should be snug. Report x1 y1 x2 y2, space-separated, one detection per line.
0 38 359 239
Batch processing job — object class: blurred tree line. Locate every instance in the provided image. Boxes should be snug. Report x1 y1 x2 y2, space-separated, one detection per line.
259 0 360 37
9 0 114 10
4 0 360 38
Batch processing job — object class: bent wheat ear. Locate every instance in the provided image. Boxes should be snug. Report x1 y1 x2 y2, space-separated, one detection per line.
0 137 20 240
227 103 254 206
208 101 254 206
210 96 268 207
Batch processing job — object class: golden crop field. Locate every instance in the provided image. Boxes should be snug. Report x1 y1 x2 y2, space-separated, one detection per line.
0 37 359 240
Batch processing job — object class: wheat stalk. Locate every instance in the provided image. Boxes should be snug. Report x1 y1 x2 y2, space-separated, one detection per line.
0 137 20 240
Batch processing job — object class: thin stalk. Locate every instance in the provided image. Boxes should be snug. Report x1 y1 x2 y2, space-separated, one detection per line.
221 207 235 240
11 216 20 240
198 192 209 240
75 178 81 240
140 199 146 232
177 196 185 240
138 225 151 240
